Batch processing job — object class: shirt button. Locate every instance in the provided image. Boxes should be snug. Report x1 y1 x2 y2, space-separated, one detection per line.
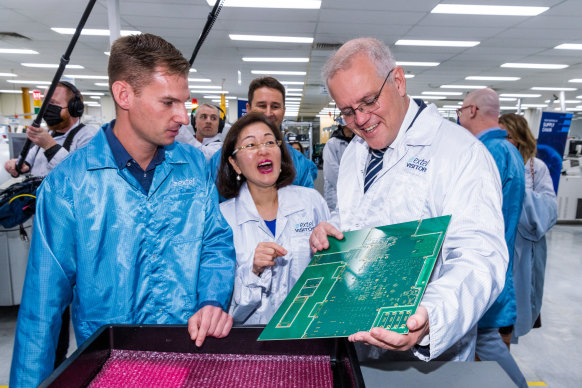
126 162 131 167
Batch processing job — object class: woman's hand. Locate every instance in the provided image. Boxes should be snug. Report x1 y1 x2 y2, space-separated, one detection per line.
253 242 287 275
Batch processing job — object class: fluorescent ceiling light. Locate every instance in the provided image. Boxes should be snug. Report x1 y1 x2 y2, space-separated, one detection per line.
395 40 479 47
501 63 568 69
555 44 582 50
203 95 238 99
22 63 83 69
191 90 229 94
396 61 439 67
230 34 313 44
521 104 548 108
188 78 211 83
90 96 101 99
422 91 462 96
0 48 38 54
431 4 548 16
251 70 306 76
465 76 520 81
0 73 17 77
499 97 517 102
104 51 110 56
544 99 580 104
500 93 541 98
66 75 108 80
189 69 197 72
531 87 577 91
0 90 24 93
208 0 320 8
243 57 309 62
286 97 302 101
188 85 221 89
569 79 582 83
500 106 518 110
7 80 50 84
287 88 303 92
440 84 487 89
443 105 461 108
577 96 582 99
82 92 105 96
286 93 303 96
280 81 304 85
94 83 109 87
52 28 140 36
329 102 336 105
404 74 415 79
410 95 446 100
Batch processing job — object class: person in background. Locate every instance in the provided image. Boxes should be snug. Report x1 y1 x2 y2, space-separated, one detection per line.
499 113 557 345
3 80 98 369
4 81 98 177
310 37 507 363
217 112 329 324
322 122 354 211
176 103 223 160
458 89 526 388
289 141 304 154
10 33 235 388
210 76 317 191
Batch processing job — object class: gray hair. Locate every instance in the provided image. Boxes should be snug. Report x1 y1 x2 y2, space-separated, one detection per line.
322 38 396 85
197 103 220 114
466 88 500 119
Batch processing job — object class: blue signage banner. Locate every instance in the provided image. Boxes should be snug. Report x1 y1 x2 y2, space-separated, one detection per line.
536 111 572 192
237 99 248 119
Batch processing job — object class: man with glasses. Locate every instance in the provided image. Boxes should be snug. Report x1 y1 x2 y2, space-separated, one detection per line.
459 88 526 388
309 38 508 362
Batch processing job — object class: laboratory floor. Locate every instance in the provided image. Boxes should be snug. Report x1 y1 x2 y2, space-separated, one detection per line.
1 224 580 387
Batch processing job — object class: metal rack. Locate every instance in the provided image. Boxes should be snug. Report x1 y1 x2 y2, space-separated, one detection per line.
282 120 313 160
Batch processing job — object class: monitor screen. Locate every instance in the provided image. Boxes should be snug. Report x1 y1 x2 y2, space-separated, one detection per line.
7 133 28 159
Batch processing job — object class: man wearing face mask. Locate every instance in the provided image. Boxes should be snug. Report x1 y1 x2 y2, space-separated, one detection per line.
4 81 98 177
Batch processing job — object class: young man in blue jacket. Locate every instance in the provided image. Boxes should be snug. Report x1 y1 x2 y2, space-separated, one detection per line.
10 33 236 387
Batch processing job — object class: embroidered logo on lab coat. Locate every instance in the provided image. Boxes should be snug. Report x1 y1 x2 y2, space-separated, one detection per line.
295 221 315 233
173 178 196 187
406 157 430 173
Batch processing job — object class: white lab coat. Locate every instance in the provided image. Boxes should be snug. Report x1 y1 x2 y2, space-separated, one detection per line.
512 157 557 341
323 135 349 211
220 183 330 325
332 100 508 361
175 126 222 160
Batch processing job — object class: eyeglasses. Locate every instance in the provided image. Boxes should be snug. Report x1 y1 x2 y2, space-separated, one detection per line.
339 67 395 125
456 104 478 118
232 140 282 156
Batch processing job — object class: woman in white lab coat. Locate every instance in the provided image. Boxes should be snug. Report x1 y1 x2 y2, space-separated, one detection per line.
499 113 557 346
216 112 329 325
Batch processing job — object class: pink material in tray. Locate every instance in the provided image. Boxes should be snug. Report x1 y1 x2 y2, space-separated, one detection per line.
88 350 333 388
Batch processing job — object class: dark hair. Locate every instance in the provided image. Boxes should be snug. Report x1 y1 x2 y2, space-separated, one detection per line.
108 33 189 98
247 76 286 107
289 141 304 154
217 112 295 199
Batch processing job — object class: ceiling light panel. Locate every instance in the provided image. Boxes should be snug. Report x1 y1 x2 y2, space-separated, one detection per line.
531 87 577 91
422 91 462 96
431 4 548 16
396 61 439 67
501 63 569 69
466 76 520 81
555 44 582 50
243 57 309 62
208 0 320 8
230 35 313 43
22 63 83 69
52 28 140 36
499 93 541 98
395 40 479 47
0 49 38 54
441 85 487 89
251 70 306 75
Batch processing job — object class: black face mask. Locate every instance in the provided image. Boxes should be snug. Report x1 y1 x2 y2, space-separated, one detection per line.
43 104 64 126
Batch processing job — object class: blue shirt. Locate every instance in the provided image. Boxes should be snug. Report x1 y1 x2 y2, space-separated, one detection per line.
264 218 276 236
104 121 165 194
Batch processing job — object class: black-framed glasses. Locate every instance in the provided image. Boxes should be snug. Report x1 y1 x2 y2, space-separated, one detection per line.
456 104 478 118
339 67 395 125
232 140 283 156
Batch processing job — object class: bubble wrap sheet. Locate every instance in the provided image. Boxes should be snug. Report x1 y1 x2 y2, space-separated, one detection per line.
88 350 333 387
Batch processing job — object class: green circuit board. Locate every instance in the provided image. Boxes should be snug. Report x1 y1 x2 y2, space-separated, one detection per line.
258 215 451 341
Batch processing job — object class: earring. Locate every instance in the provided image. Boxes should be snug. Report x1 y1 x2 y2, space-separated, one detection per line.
236 174 241 181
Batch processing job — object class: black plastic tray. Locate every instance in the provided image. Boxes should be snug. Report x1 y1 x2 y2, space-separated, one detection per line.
40 325 364 388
